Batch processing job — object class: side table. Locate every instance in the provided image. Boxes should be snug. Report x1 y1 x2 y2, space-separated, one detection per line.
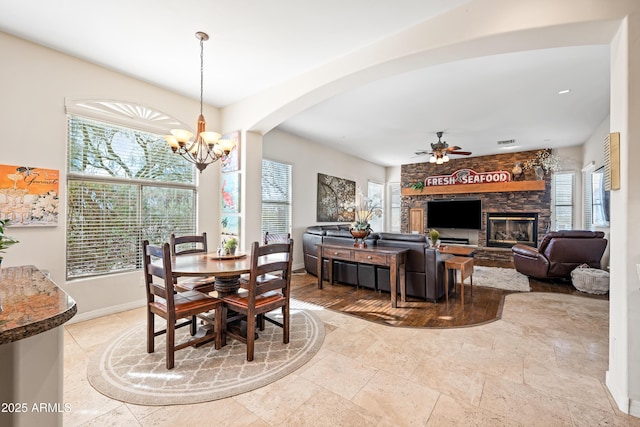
444 256 474 305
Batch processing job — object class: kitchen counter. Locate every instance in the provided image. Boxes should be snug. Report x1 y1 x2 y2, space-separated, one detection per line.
0 265 77 344
0 265 77 427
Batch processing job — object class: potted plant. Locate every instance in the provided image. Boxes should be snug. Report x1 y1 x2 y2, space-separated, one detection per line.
0 219 19 268
224 237 238 255
429 229 440 248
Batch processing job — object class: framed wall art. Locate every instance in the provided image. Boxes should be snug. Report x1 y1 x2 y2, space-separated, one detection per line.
316 173 355 222
221 172 240 213
221 214 240 238
0 164 60 227
221 131 241 173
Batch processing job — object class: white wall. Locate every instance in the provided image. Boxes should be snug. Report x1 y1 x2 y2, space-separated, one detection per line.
262 128 386 270
607 12 640 415
0 32 222 318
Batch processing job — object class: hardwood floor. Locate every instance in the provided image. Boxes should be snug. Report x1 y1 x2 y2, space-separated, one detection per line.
290 268 608 328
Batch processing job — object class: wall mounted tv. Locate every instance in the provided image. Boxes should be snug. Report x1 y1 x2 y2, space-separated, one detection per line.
427 199 482 230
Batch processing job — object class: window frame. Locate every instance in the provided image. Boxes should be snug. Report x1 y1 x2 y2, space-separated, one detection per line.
261 158 292 236
552 171 575 231
66 105 197 280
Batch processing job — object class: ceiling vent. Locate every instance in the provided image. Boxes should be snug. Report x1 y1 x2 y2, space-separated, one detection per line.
497 139 516 145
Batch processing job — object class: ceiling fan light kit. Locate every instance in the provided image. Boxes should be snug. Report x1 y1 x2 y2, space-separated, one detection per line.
417 131 471 164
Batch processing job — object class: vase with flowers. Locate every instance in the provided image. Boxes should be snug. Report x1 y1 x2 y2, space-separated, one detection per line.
343 187 382 248
523 149 561 179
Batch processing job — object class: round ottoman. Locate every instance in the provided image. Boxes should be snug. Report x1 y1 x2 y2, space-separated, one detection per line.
571 267 609 294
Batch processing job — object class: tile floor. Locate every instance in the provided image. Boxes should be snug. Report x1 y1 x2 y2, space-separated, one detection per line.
63 292 640 426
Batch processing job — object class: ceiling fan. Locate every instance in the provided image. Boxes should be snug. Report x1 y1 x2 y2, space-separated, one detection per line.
415 131 472 164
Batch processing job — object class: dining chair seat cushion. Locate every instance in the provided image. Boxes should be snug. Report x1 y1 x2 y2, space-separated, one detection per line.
222 290 284 309
150 290 221 317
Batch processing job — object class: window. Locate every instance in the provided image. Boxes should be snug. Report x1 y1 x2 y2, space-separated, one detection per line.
67 115 196 279
388 182 401 233
582 163 595 230
591 167 610 227
553 172 574 230
261 159 292 235
368 181 384 233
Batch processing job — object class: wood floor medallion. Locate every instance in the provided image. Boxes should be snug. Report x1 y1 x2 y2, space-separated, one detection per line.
290 271 607 328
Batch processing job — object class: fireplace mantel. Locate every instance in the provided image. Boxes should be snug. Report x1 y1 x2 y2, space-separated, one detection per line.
401 180 545 196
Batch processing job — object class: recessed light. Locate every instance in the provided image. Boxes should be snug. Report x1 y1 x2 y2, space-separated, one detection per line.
558 89 571 95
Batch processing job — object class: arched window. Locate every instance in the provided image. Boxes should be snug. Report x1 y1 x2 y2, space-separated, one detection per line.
65 100 197 279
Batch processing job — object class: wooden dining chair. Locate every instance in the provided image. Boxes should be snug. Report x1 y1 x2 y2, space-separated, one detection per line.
142 240 223 369
170 232 209 255
170 232 217 294
221 239 294 361
263 231 291 245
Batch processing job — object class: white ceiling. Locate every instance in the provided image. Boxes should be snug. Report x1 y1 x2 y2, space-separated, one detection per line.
0 0 611 167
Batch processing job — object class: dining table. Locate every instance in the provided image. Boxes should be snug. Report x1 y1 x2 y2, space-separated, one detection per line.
162 251 254 294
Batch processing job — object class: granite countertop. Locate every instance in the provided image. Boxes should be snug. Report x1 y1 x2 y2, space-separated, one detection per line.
0 265 77 345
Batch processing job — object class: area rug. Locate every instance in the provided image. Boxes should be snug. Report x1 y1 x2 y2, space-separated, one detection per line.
87 301 324 405
472 266 531 292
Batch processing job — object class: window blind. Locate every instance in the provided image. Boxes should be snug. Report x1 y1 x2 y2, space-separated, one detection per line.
261 159 291 235
67 115 196 279
582 164 595 230
553 172 574 231
389 182 401 233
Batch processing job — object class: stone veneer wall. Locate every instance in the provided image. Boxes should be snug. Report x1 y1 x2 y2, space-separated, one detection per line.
401 149 552 263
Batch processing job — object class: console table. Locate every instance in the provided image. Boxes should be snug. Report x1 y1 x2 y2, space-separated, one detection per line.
317 244 408 308
440 245 476 257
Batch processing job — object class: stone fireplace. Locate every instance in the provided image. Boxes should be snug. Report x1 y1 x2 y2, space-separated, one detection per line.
486 212 538 248
400 149 552 264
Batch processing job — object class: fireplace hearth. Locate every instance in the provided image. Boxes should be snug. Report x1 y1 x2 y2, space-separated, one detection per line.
486 212 538 248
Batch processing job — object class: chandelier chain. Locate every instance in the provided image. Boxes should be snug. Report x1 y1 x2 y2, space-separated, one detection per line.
200 36 204 116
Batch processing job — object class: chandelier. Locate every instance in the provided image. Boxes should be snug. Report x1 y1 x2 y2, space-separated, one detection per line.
164 32 235 172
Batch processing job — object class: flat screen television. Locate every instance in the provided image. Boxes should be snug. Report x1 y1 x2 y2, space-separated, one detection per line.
427 199 482 230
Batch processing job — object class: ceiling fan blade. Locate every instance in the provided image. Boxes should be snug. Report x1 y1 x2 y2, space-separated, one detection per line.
449 151 472 155
447 146 462 151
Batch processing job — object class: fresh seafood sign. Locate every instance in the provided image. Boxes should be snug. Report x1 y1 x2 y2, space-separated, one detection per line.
424 169 511 186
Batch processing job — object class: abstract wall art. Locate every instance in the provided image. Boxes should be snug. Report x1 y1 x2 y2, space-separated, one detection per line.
316 173 355 222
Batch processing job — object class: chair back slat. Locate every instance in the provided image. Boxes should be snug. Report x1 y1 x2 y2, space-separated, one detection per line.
170 232 208 256
256 276 288 295
142 240 177 310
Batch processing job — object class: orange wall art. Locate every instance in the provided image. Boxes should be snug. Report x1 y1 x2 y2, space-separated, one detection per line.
0 165 60 227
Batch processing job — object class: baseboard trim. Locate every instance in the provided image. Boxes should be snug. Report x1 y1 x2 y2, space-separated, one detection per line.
606 370 632 415
67 299 146 324
630 399 640 418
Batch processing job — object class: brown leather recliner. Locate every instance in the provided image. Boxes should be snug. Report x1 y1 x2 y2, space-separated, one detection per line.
512 230 607 280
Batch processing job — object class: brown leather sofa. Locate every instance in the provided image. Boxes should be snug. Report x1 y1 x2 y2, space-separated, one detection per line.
512 230 607 280
375 233 452 302
302 226 452 300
